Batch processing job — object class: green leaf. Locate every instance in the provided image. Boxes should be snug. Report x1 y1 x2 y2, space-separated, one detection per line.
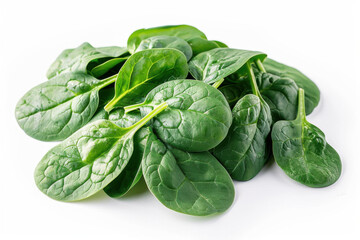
127 25 207 54
126 79 232 152
88 87 115 124
142 130 235 216
262 58 320 115
105 48 188 111
34 102 168 201
136 36 193 61
15 72 117 141
189 48 266 84
187 37 227 56
47 42 127 79
90 57 128 79
218 83 247 108
271 88 341 187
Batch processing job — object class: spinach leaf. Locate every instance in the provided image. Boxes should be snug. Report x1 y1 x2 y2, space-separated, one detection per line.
125 79 232 152
15 72 117 141
213 63 272 181
189 48 266 85
104 110 150 198
262 58 320 115
90 57 128 79
104 48 188 111
47 42 127 79
136 36 193 61
187 37 227 56
142 130 235 216
88 87 115 124
271 88 341 187
218 83 247 108
127 25 207 54
34 102 168 201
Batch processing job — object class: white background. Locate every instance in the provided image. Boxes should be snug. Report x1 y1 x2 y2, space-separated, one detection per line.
1 0 359 239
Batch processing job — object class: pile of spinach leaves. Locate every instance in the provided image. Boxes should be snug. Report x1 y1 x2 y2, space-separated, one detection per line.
15 24 341 216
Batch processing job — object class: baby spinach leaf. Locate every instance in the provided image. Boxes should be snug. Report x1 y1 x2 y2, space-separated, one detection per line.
218 83 247 108
90 57 128 79
213 63 272 181
47 42 127 79
142 130 235 216
271 88 341 187
187 37 227 56
127 25 207 54
15 72 117 141
262 58 320 115
105 48 188 111
34 102 168 201
136 36 193 61
126 79 232 152
88 87 115 124
189 48 266 85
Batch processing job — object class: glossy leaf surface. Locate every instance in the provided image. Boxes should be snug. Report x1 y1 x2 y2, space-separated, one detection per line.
213 94 272 180
127 25 207 54
34 103 168 201
136 35 193 61
135 80 232 152
47 42 127 79
272 89 341 187
262 58 320 115
15 72 116 141
187 37 227 56
189 48 266 84
142 130 235 216
105 49 188 111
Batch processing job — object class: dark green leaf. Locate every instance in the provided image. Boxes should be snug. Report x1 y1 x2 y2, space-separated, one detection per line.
127 25 207 54
271 88 341 187
136 35 193 61
187 37 227 56
142 130 234 216
105 49 188 111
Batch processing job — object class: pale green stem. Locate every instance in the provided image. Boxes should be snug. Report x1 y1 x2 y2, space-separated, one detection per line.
256 59 266 73
124 102 146 114
95 74 117 90
127 102 168 133
212 78 224 89
296 88 307 122
246 62 260 97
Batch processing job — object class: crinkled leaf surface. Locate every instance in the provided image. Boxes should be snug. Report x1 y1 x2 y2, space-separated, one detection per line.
127 25 207 54
271 89 341 187
105 49 188 111
34 120 135 201
136 36 193 61
139 80 232 152
262 58 320 115
213 94 272 180
189 48 266 84
142 130 234 216
15 72 115 141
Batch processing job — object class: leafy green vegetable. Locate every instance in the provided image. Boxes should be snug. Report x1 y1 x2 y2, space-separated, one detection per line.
47 42 127 79
142 130 235 216
90 57 128 79
15 72 117 141
262 58 320 115
105 48 188 111
34 102 168 201
126 79 232 152
187 37 227 56
136 35 193 61
213 63 272 180
189 48 266 85
271 88 341 187
88 87 115 123
127 25 207 54
218 83 247 108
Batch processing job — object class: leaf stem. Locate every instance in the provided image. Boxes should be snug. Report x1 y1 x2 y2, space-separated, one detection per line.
296 88 307 122
212 78 224 89
96 74 117 90
124 102 146 113
255 59 266 73
128 102 168 133
246 62 260 97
